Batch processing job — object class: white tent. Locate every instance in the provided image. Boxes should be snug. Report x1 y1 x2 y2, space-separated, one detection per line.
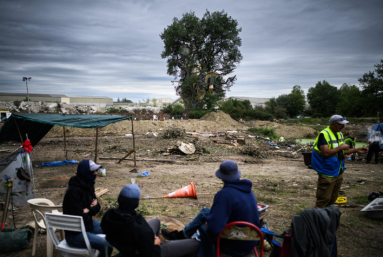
0 147 34 205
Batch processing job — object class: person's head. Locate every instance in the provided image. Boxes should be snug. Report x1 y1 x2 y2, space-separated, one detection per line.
329 115 349 132
77 159 102 183
117 184 141 212
215 160 241 182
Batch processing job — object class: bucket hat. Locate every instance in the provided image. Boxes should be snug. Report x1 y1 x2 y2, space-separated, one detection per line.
215 160 241 181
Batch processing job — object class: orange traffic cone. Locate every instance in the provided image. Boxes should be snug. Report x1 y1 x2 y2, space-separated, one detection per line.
164 181 198 199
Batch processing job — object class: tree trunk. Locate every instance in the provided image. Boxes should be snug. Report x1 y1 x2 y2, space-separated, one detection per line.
182 97 191 119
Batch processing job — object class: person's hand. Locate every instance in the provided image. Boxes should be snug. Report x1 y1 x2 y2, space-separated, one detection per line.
354 137 357 141
90 199 98 207
339 144 350 151
154 235 161 245
357 147 368 154
83 208 89 213
205 222 208 228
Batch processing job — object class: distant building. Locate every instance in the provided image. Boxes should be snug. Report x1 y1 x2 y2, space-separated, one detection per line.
149 98 174 107
0 92 113 107
228 96 271 108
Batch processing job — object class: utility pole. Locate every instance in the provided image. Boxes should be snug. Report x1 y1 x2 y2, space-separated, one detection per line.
22 77 32 113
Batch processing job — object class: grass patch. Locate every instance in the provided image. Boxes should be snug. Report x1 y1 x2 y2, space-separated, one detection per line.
248 127 277 138
352 196 370 205
308 125 327 132
103 197 117 201
295 202 310 215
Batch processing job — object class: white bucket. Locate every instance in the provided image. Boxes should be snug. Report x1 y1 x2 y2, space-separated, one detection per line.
99 168 106 177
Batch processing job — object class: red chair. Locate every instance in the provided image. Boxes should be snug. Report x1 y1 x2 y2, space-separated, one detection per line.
217 221 264 257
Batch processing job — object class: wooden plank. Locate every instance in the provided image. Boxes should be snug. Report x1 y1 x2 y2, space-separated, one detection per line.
99 157 175 163
95 187 102 193
96 189 109 198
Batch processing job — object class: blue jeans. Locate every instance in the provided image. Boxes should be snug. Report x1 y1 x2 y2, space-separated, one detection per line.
66 221 113 257
183 208 215 257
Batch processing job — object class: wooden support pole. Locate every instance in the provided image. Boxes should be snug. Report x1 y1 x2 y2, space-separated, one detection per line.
63 127 68 160
131 117 136 167
94 125 99 163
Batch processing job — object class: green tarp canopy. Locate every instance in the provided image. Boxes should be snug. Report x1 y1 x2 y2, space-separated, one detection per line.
0 113 132 146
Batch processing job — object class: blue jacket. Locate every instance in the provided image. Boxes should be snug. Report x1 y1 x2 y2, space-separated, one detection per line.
206 179 260 256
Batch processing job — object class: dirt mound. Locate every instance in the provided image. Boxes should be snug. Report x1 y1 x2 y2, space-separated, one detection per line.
46 118 249 137
275 126 315 139
200 111 242 127
245 120 316 138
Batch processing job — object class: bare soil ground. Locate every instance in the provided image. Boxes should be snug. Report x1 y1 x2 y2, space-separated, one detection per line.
1 114 382 257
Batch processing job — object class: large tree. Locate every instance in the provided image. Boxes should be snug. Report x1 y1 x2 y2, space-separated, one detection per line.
160 10 242 118
307 80 339 117
358 59 383 116
336 83 363 117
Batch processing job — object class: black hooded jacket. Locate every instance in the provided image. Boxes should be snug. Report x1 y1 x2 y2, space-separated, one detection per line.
63 175 100 236
101 209 161 257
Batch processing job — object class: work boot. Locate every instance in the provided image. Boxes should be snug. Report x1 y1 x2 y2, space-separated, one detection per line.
161 229 185 240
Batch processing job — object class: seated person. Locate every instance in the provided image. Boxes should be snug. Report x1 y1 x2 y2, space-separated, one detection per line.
63 159 113 257
161 160 261 257
344 136 356 149
101 184 200 257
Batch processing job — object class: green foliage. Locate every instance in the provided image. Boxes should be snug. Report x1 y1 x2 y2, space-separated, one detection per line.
352 196 370 205
22 96 31 102
358 59 383 116
248 127 276 137
307 80 340 117
336 83 363 117
275 86 306 117
160 10 242 117
171 104 184 115
151 98 157 107
217 98 272 120
194 90 221 110
266 85 305 118
106 107 121 114
161 128 185 139
189 108 210 119
274 106 287 119
161 104 173 114
115 98 132 103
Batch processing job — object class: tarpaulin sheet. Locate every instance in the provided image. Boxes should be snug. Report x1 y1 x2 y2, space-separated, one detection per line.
0 113 131 146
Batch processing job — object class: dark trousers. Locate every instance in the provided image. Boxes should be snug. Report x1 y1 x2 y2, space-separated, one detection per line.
148 219 200 257
366 144 380 163
315 173 343 208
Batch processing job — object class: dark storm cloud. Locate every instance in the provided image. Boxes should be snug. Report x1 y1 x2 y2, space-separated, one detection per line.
0 0 382 101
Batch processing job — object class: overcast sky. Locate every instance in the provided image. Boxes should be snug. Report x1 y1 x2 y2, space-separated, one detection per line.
0 0 382 102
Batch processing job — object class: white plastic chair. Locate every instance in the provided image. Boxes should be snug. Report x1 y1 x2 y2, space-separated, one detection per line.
153 115 158 121
45 212 105 257
27 198 64 257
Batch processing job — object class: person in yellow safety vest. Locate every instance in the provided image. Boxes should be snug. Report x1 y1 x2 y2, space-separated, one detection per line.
312 115 368 208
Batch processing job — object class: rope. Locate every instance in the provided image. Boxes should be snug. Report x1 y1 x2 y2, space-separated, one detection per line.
85 129 97 159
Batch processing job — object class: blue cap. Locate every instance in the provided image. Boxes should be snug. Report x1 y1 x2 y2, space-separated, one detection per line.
215 160 241 181
119 184 141 199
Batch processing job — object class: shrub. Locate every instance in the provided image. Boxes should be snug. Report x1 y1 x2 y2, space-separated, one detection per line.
312 113 323 118
189 109 210 119
171 104 184 115
161 128 185 139
106 107 121 114
248 127 276 138
161 104 173 114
